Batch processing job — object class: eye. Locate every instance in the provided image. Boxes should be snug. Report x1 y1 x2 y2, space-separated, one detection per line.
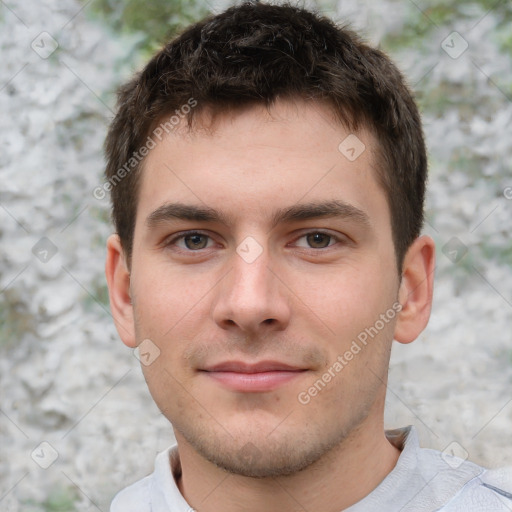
166 231 214 251
293 231 340 249
164 230 345 253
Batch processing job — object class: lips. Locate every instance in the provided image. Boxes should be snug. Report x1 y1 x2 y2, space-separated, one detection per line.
200 360 307 392
203 360 304 373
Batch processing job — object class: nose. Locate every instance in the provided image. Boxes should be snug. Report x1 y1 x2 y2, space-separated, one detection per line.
211 241 291 335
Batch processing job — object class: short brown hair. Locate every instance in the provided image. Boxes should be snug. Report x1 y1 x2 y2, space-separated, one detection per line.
104 1 427 272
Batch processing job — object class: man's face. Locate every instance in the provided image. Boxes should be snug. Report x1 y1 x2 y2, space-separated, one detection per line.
127 100 401 477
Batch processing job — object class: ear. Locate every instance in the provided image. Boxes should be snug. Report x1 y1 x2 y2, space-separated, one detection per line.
105 234 137 348
394 235 436 344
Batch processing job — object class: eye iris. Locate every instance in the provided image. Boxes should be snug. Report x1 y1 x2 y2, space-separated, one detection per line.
185 234 207 249
181 233 331 250
307 233 330 248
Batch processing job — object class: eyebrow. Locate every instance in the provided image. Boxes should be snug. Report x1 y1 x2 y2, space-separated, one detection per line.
145 199 371 230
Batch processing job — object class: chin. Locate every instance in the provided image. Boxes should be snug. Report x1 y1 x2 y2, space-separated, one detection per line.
174 416 348 479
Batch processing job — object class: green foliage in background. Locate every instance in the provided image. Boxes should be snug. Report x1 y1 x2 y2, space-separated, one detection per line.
83 0 343 55
382 0 512 57
84 0 210 55
0 291 34 350
23 486 78 512
379 0 512 271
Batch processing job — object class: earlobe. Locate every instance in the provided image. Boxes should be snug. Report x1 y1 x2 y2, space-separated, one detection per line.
105 234 137 348
394 235 436 345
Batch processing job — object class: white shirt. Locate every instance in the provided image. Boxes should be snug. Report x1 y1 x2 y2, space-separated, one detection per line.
110 426 512 511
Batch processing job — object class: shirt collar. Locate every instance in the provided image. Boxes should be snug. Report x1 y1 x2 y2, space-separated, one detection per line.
345 426 484 511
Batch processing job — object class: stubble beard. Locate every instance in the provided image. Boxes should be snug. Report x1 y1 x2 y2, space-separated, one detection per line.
171 392 378 479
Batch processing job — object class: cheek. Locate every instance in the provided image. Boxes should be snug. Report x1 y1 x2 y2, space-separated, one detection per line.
131 265 216 373
131 263 214 336
295 260 396 335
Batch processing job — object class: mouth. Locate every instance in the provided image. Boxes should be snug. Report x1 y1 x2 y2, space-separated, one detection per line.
199 360 308 392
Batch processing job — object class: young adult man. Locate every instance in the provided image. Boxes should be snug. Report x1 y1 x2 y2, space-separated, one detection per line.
104 2 512 510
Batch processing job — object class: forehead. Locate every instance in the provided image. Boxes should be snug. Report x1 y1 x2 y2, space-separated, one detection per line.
135 99 390 233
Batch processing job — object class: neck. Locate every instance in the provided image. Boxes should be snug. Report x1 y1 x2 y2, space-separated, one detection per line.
175 416 400 512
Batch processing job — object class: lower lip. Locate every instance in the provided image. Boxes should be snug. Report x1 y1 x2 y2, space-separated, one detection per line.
202 370 306 392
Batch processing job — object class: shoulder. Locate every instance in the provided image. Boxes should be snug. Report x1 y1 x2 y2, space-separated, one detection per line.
443 466 512 511
110 474 152 512
383 427 512 511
